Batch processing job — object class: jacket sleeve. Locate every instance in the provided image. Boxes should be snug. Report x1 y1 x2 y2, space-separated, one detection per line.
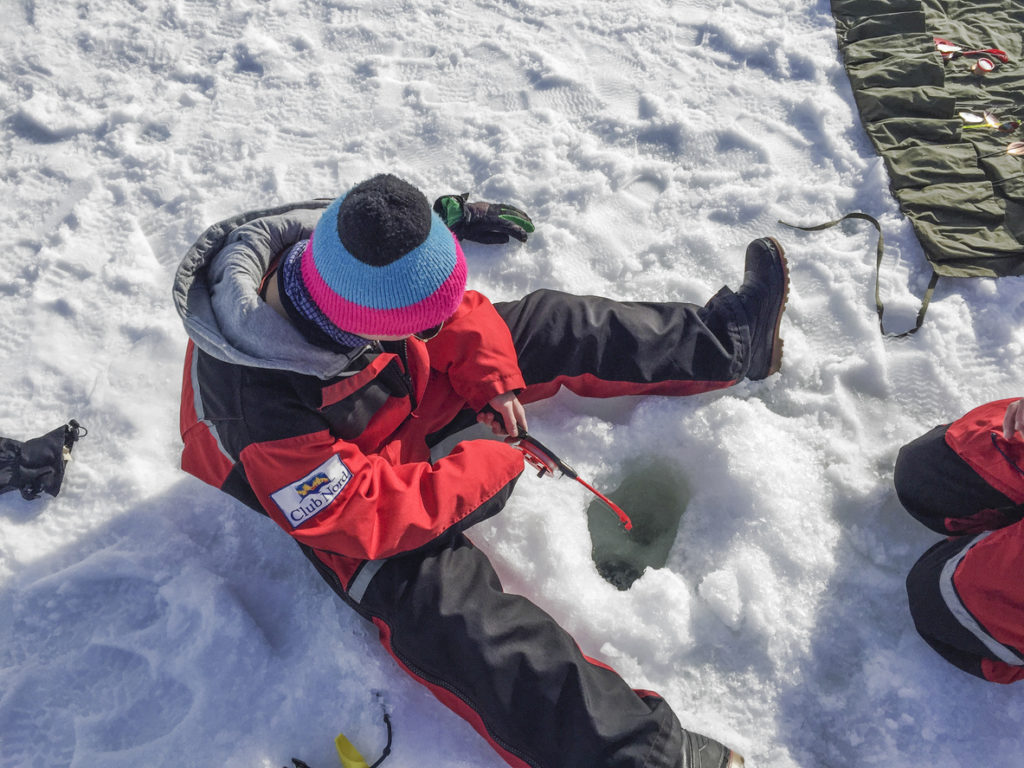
427 290 526 411
239 428 525 560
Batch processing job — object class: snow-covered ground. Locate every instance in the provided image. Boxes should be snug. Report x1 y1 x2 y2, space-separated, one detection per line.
2 1 1023 766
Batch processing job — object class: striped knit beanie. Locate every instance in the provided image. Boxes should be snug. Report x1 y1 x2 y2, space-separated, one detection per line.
280 174 467 342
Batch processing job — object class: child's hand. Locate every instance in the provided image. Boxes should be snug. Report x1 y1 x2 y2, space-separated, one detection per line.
1003 398 1024 441
478 392 528 437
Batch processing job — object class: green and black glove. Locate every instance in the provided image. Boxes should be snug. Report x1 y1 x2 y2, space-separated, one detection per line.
433 193 535 244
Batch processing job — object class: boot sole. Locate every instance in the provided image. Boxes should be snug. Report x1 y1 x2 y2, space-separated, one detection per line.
757 236 789 380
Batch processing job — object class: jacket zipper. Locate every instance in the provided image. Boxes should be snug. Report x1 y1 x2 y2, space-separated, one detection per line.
371 340 418 426
398 339 417 410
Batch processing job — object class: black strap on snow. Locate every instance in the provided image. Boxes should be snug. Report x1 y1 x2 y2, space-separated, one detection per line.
287 711 392 768
778 212 939 338
367 712 393 768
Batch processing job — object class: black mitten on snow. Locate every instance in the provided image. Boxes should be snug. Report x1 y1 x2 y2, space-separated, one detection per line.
0 420 86 500
433 193 535 244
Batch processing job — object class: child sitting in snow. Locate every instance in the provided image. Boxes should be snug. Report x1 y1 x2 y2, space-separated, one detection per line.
173 173 789 768
895 397 1024 685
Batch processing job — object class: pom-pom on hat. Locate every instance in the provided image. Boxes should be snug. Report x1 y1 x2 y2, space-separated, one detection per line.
292 174 467 339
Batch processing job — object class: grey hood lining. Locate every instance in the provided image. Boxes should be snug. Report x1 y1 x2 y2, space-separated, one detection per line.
172 200 369 379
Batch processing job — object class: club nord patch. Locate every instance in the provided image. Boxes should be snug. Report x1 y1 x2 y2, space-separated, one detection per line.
272 455 353 528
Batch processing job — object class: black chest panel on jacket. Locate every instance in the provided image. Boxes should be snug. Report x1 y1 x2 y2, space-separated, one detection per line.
319 357 412 442
194 347 413 460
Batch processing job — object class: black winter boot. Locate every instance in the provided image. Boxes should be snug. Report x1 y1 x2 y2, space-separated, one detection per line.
680 730 745 767
736 237 789 381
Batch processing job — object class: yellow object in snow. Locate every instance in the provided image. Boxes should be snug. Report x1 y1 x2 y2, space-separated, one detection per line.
335 732 370 768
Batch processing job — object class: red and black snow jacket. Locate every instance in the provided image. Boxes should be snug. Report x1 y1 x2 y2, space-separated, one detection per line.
175 202 526 589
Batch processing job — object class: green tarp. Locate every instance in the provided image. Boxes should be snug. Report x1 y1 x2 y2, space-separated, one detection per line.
830 0 1024 279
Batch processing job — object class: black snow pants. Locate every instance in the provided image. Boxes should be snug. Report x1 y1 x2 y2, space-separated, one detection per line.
334 288 753 768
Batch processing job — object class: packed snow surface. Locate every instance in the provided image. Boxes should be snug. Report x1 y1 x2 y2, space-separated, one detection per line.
2 1 1023 766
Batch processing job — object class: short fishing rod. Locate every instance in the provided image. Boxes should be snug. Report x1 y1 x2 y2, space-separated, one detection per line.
506 429 633 532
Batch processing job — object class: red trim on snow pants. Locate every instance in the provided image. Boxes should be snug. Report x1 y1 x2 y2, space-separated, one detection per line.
896 422 1024 683
493 287 751 402
355 535 686 768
